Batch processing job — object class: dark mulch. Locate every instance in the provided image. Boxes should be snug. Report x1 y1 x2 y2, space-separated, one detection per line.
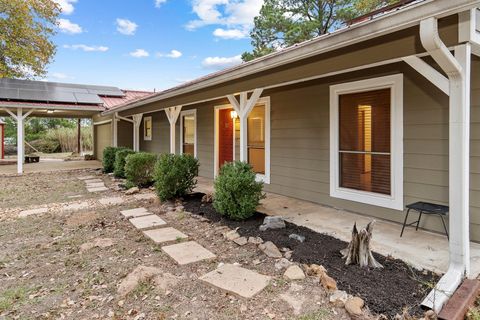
183 192 439 318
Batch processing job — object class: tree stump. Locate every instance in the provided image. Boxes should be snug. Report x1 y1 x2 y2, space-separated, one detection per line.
341 221 383 268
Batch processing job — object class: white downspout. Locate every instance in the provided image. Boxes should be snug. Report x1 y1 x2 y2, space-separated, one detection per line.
419 17 471 313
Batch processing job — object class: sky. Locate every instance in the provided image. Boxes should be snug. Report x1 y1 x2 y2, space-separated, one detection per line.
49 0 264 91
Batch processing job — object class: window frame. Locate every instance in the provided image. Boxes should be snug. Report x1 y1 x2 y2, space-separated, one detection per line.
143 116 152 141
179 109 197 158
329 74 403 210
248 97 271 184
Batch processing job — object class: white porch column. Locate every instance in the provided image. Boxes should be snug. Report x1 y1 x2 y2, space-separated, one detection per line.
165 106 182 154
227 88 263 161
132 114 143 152
112 113 118 147
17 108 24 174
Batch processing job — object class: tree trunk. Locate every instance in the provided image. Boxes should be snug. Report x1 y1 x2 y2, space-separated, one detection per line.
341 221 383 268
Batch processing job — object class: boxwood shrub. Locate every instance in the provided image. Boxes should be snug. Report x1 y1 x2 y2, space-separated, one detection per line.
113 148 136 178
213 161 265 220
102 146 125 173
154 153 199 201
124 152 158 187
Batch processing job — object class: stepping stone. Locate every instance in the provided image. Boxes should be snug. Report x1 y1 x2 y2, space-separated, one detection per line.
87 187 109 193
129 215 166 229
120 207 151 218
200 264 271 298
84 179 103 184
19 207 48 218
63 202 90 211
133 193 157 200
99 197 124 205
78 176 95 180
86 182 105 188
67 195 83 199
143 227 188 244
162 241 216 265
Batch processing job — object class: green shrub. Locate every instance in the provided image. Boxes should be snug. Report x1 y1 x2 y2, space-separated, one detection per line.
102 147 125 173
114 149 136 178
154 153 199 201
125 152 158 187
213 161 265 220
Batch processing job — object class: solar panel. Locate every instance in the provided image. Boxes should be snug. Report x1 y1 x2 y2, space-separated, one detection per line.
0 78 124 104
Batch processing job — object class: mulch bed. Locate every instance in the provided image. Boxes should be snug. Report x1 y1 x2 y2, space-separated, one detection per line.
183 192 439 318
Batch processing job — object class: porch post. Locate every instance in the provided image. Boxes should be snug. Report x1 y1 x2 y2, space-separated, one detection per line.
227 88 263 162
112 113 118 147
17 108 24 174
165 106 182 154
132 114 143 152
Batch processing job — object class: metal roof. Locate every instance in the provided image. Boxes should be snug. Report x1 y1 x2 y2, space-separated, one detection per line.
101 90 154 110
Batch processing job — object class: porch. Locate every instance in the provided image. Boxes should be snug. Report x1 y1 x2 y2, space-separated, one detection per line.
0 159 102 176
196 177 480 277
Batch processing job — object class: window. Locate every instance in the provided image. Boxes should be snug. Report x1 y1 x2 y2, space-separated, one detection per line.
330 75 403 210
180 110 196 157
144 116 152 141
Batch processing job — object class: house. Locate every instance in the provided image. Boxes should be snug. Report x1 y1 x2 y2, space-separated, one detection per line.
0 119 4 159
90 0 480 311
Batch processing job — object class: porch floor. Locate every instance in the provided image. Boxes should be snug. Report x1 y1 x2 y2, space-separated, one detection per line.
0 160 102 175
196 177 480 277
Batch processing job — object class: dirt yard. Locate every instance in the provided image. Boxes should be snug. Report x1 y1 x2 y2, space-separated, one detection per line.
0 169 356 320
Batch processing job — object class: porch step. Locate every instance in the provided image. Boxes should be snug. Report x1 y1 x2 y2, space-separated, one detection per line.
438 279 480 320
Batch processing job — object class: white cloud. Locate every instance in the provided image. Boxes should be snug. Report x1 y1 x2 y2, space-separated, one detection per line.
116 18 138 35
63 44 109 52
213 28 248 39
157 49 182 58
202 55 242 69
155 0 167 8
58 18 83 34
54 0 77 15
130 49 149 58
186 0 263 36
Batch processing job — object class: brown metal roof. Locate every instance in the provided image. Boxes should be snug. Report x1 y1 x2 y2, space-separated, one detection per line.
101 90 154 110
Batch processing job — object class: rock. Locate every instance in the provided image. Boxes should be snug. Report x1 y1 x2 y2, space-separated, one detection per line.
284 251 293 259
233 237 248 246
259 216 286 231
153 272 179 293
345 297 364 317
329 290 349 307
117 266 162 297
248 236 264 245
258 241 283 258
289 234 305 243
224 229 241 241
283 265 305 280
201 193 214 203
320 273 337 291
279 292 305 315
275 258 292 270
125 187 140 195
304 264 337 291
80 238 115 253
424 310 436 320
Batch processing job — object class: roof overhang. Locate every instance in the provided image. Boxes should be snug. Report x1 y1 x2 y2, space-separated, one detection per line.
103 0 480 116
0 101 105 118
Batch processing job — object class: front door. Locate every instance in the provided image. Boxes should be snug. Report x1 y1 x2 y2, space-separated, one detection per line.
218 108 234 170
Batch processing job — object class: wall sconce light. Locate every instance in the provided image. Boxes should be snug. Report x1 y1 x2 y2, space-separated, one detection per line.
47 110 54 114
230 110 238 119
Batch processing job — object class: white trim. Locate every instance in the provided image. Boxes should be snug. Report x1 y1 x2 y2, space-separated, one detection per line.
93 119 112 126
329 74 404 210
179 109 197 158
402 56 449 95
143 116 152 141
165 106 182 154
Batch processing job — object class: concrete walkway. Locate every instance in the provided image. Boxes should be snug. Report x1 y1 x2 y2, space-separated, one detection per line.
195 177 480 277
0 160 102 175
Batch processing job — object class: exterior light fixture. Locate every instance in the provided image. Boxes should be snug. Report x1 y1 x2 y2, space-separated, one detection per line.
230 110 238 119
47 110 54 114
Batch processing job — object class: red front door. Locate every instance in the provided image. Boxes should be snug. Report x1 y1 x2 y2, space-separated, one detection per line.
218 108 234 169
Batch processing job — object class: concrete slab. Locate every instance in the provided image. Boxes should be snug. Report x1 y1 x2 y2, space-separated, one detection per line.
133 193 157 201
86 182 105 188
143 227 188 244
78 175 96 180
120 207 151 218
84 179 103 184
63 202 90 211
129 215 166 229
200 264 271 298
99 197 124 205
18 207 48 218
162 241 216 265
87 186 109 193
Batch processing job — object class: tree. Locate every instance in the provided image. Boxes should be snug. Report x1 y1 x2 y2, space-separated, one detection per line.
242 0 397 61
0 0 60 79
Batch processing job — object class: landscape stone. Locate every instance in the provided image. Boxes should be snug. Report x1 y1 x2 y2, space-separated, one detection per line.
258 241 283 258
289 234 305 243
84 179 103 184
279 292 305 315
283 265 305 280
117 265 163 297
248 236 263 244
329 290 349 307
125 187 140 195
143 227 188 243
233 237 248 246
200 263 271 298
120 207 150 218
63 202 90 211
224 229 241 241
304 264 337 291
18 207 48 218
129 215 167 229
162 241 216 265
345 297 364 316
99 197 124 205
78 175 95 180
87 186 109 192
133 193 157 200
259 216 286 231
274 258 292 270
85 182 105 188
80 238 115 253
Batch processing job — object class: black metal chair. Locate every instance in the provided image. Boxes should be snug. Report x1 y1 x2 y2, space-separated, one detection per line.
400 201 449 239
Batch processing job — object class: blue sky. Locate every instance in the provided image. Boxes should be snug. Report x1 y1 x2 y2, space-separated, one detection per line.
49 0 264 91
